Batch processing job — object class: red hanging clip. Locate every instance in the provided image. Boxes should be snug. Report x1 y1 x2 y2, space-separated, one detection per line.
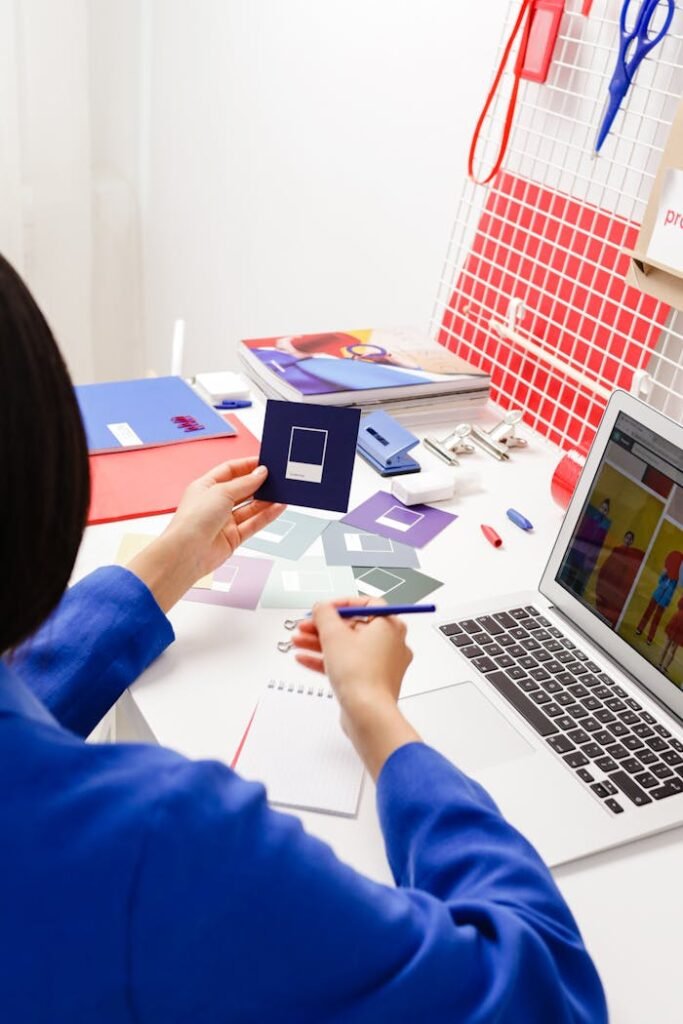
518 0 565 83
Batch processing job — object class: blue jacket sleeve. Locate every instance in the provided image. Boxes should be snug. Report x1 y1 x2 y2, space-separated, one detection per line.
9 566 174 737
128 743 606 1023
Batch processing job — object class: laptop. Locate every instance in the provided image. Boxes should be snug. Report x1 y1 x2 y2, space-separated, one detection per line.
417 390 683 867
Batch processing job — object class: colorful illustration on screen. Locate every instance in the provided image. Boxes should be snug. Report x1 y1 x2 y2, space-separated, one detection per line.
558 433 683 689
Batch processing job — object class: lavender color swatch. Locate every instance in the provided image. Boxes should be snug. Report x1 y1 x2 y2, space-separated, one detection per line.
183 553 273 610
341 490 456 549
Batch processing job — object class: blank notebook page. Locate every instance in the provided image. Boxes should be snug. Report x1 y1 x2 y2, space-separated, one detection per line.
233 680 364 817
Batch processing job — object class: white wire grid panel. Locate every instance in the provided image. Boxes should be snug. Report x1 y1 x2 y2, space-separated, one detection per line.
432 0 683 452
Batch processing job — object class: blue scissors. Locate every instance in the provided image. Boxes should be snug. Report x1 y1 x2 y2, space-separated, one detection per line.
595 0 675 153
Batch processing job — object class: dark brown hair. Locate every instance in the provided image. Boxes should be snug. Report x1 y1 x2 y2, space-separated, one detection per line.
0 254 90 653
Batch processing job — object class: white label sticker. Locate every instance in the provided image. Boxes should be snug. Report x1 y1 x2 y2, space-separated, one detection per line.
646 168 683 275
107 422 143 447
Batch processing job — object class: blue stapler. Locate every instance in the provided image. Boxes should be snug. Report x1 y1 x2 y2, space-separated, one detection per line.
356 410 421 477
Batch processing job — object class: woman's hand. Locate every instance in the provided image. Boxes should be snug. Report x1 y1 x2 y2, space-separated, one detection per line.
292 598 420 779
127 458 285 612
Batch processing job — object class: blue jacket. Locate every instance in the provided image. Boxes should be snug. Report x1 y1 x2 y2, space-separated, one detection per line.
0 566 607 1023
653 570 678 608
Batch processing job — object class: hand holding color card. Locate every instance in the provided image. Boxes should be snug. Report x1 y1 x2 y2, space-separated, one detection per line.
342 490 457 549
255 400 360 513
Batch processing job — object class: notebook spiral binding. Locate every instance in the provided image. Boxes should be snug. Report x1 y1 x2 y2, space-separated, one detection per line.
267 679 334 699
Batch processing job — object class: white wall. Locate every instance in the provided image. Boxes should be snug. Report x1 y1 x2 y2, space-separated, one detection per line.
140 0 509 378
0 0 145 383
89 0 146 383
0 0 94 381
1 0 510 382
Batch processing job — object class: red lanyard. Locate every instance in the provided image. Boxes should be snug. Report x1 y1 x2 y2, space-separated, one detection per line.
468 0 536 186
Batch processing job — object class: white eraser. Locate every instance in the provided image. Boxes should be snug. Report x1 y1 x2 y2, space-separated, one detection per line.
195 371 251 403
391 470 456 506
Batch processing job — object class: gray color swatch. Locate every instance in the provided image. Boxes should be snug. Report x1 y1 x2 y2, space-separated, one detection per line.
352 565 443 604
261 557 357 609
322 521 419 569
243 510 331 561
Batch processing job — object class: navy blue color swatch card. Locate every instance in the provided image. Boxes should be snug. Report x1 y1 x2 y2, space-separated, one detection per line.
255 400 361 512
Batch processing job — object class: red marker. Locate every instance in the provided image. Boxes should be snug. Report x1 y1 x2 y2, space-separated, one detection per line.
481 524 503 548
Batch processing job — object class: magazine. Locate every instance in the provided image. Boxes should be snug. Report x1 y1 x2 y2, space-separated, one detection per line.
238 327 490 408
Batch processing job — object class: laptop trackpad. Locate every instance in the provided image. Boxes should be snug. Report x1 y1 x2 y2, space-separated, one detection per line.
400 681 535 773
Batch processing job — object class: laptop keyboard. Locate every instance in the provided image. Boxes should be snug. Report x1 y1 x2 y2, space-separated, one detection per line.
440 605 683 815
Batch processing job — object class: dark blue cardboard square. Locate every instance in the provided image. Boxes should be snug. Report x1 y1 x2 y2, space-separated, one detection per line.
255 400 361 512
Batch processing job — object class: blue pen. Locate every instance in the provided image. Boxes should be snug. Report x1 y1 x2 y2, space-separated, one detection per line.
506 508 534 531
337 603 436 619
214 399 253 410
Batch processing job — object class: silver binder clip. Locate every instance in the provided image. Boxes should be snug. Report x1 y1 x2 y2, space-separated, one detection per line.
468 424 510 461
283 616 306 631
487 409 528 450
277 639 294 653
423 423 475 466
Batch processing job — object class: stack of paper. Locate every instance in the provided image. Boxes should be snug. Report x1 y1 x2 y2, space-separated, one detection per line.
238 326 489 420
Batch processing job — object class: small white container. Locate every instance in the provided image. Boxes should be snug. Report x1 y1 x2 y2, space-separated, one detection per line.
391 470 456 506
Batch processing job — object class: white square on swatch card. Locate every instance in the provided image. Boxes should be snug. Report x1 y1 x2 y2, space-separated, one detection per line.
282 570 333 593
212 566 239 593
375 506 425 533
344 533 394 553
259 519 297 544
355 568 404 598
285 427 329 484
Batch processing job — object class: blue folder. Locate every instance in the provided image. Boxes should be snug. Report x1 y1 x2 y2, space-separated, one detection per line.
76 376 236 454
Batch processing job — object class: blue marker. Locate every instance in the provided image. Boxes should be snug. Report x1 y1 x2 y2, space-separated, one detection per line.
338 603 436 619
214 399 253 410
506 508 533 531
304 603 436 620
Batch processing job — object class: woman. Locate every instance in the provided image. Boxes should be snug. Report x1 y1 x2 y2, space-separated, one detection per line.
0 253 606 1022
659 595 683 674
595 529 643 628
562 498 612 597
636 550 683 646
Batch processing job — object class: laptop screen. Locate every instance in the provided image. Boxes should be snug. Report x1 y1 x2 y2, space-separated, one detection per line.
557 411 683 693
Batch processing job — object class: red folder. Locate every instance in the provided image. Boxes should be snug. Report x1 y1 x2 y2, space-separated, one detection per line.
87 414 260 525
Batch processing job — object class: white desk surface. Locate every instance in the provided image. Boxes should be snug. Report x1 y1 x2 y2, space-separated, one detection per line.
74 402 680 1023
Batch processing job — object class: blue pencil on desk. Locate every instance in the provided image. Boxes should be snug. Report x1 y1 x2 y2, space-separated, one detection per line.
337 603 436 619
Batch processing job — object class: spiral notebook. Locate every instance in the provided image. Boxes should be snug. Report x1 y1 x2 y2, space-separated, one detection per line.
232 680 365 817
